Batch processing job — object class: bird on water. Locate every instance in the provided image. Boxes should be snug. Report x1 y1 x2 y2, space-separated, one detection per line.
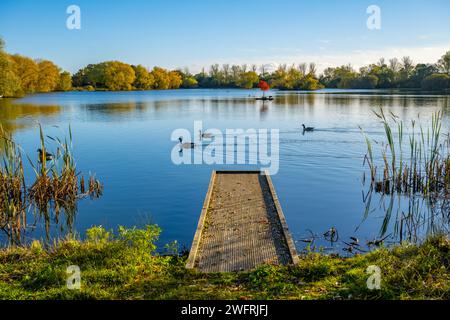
179 137 195 149
302 124 314 132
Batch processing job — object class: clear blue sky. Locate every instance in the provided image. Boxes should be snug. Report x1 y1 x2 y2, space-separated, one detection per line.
1 0 449 73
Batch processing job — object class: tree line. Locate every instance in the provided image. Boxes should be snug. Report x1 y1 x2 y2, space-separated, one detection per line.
1 37 449 97
0 38 71 97
320 54 450 91
68 53 450 92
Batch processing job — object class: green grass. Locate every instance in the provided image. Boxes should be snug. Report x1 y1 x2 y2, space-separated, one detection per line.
0 225 449 300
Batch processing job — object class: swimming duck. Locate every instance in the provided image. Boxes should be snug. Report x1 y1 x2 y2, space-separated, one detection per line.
178 137 195 149
199 130 212 139
302 124 314 132
37 148 54 162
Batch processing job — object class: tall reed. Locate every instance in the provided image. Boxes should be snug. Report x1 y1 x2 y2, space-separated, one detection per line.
0 126 26 245
363 108 449 199
1 125 103 245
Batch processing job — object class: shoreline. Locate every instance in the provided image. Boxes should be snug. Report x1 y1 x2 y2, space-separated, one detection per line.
0 225 448 300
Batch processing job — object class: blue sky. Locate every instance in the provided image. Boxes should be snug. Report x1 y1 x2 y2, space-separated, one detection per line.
0 0 449 73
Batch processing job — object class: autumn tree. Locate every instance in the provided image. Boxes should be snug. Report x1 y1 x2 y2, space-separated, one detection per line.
151 67 171 90
131 65 154 90
36 60 60 92
168 71 182 89
102 61 135 91
10 54 39 93
57 71 72 91
0 51 22 97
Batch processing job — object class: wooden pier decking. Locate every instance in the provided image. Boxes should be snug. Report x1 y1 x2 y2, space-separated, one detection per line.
186 171 299 272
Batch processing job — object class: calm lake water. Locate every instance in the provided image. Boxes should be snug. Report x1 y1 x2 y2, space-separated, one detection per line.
1 89 449 252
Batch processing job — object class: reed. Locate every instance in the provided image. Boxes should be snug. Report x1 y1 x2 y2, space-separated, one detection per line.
0 126 26 245
363 108 449 200
0 125 102 245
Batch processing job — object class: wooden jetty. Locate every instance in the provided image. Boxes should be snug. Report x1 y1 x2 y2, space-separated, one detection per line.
186 170 299 272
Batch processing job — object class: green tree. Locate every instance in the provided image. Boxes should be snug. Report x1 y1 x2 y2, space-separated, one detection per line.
72 63 104 88
320 65 355 88
132 65 154 90
437 51 450 75
298 73 323 90
398 56 414 86
409 64 437 88
236 71 259 89
271 64 289 89
421 73 450 91
182 76 198 88
209 64 224 87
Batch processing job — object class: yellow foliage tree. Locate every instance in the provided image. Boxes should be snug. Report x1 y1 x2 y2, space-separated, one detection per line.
57 71 72 91
169 71 182 89
0 52 22 97
36 60 60 92
11 54 39 93
151 67 171 90
132 65 154 90
103 61 135 91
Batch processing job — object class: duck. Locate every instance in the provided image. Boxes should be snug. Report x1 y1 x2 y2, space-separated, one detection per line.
37 148 54 162
302 124 314 132
199 130 213 139
178 137 195 149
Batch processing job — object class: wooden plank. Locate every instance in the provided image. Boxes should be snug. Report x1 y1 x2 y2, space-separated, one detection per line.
186 170 217 269
187 170 298 272
264 171 299 265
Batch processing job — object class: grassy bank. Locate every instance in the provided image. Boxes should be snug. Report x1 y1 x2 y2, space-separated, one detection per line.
1 226 449 300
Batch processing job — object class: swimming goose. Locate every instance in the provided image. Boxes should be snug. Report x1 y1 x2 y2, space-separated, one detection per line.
302 124 314 132
37 148 54 162
178 137 195 149
199 130 212 139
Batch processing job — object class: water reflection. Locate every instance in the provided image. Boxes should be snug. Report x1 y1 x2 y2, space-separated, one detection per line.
0 99 61 133
0 90 449 251
361 186 449 244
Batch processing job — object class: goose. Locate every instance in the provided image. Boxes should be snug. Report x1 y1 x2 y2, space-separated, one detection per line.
37 148 54 162
302 124 314 132
178 137 195 149
199 130 212 139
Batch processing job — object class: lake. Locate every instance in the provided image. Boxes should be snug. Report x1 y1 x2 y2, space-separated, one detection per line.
1 89 449 252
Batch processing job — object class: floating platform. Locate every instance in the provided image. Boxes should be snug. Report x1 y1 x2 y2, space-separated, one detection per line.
186 170 298 272
255 96 274 101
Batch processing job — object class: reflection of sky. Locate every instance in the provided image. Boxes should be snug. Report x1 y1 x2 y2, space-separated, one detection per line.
1 89 449 252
